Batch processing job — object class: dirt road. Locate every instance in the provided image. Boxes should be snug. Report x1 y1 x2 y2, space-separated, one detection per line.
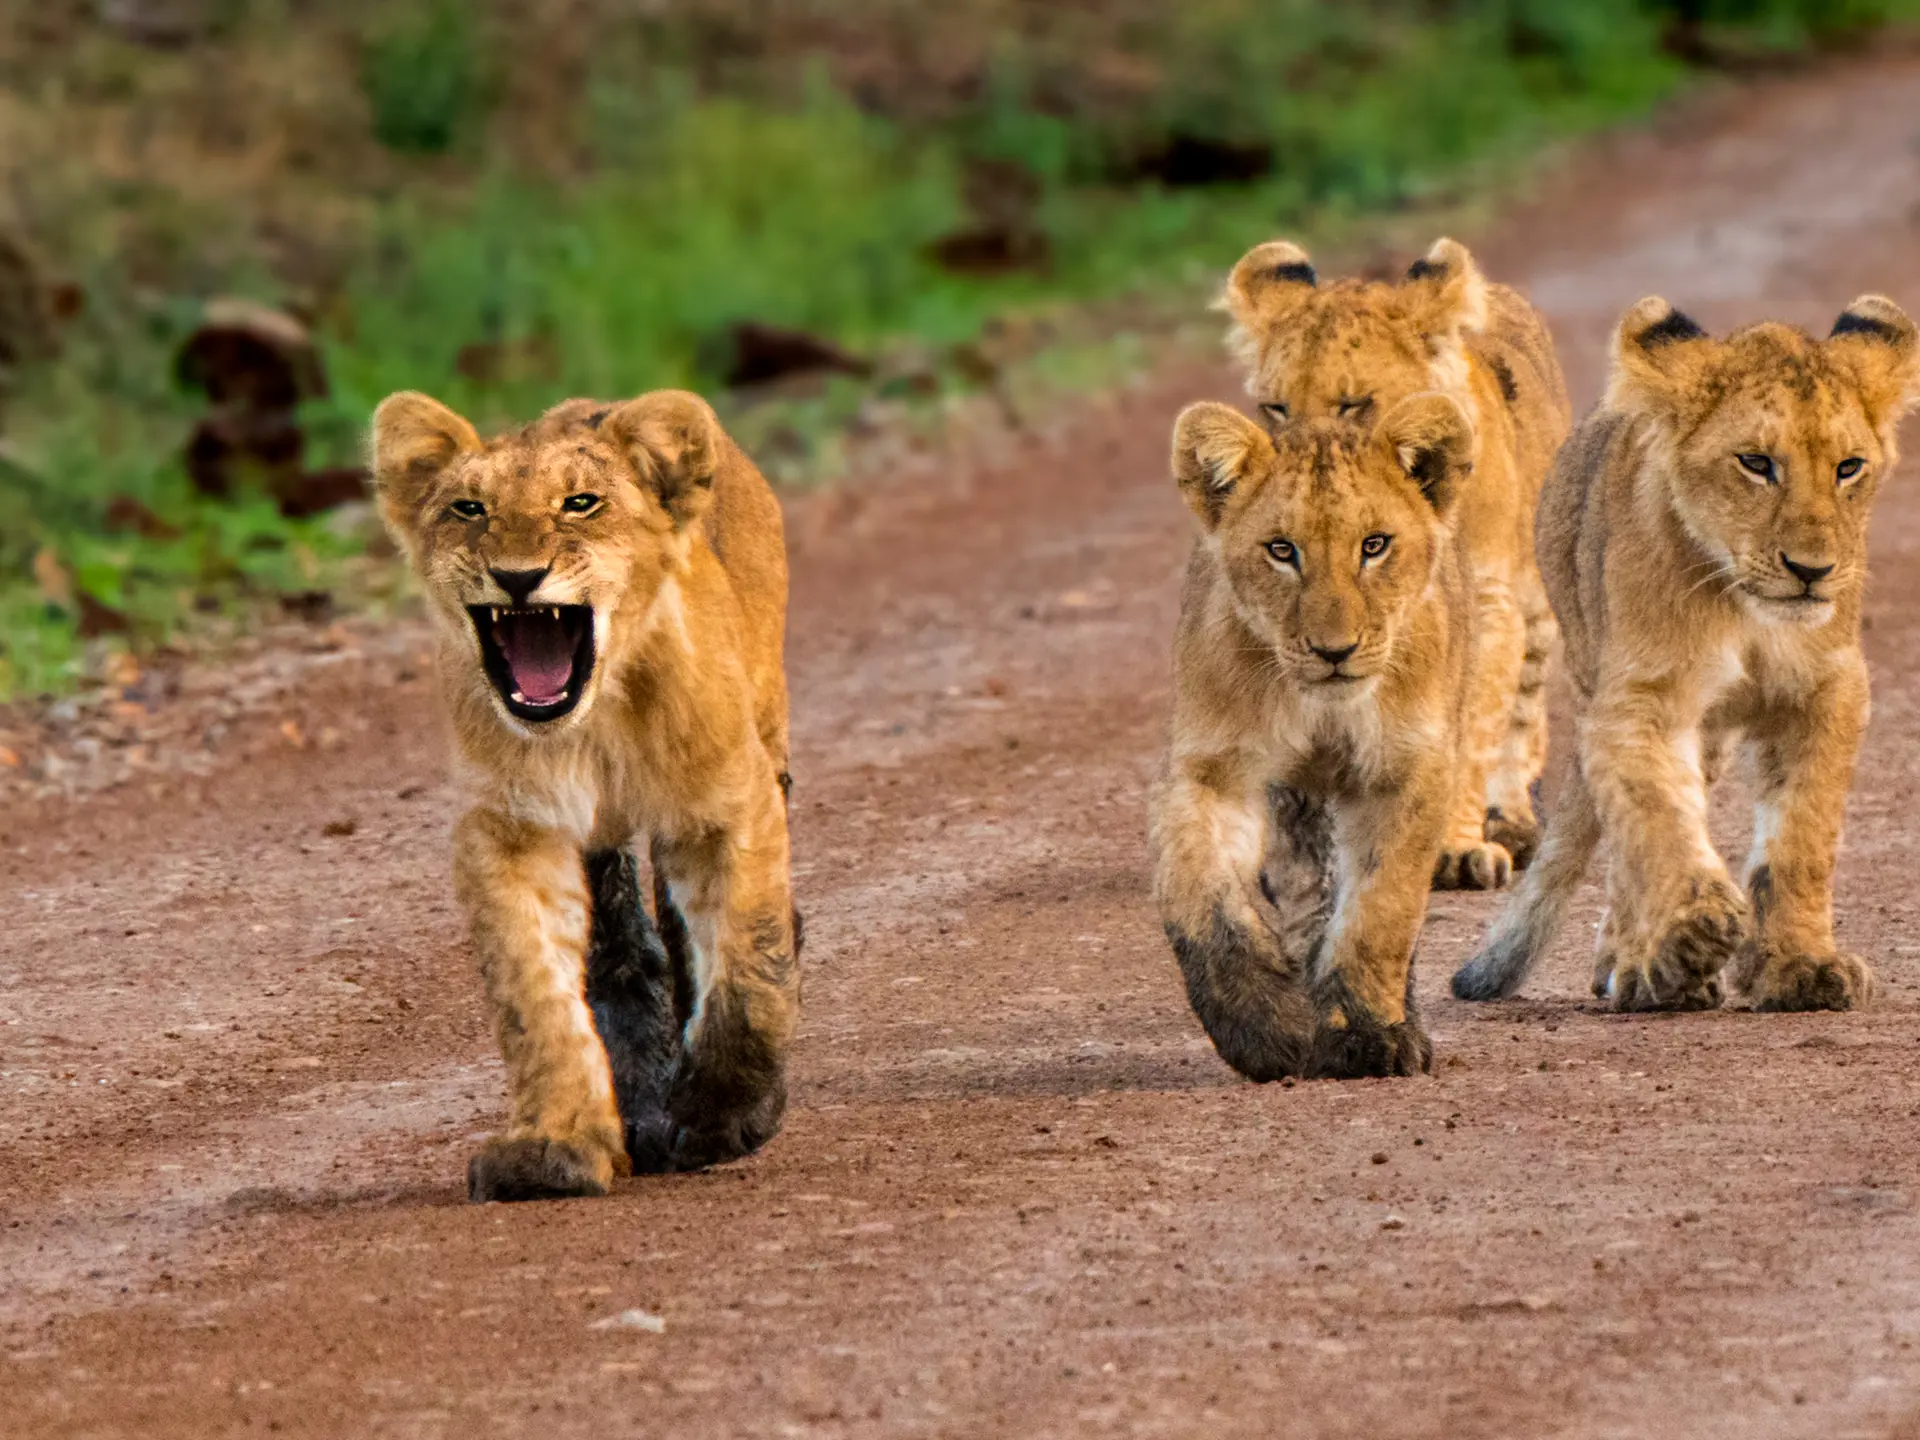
8 52 1920 1440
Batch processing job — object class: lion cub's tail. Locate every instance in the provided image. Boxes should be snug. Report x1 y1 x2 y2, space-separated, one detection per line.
1451 766 1601 1000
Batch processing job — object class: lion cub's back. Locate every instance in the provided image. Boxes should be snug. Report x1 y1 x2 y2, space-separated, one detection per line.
704 432 790 745
1535 407 1636 693
1474 282 1573 480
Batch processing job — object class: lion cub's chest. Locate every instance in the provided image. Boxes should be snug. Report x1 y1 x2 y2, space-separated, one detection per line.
1697 627 1851 735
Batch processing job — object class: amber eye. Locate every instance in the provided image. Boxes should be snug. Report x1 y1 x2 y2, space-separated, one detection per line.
1736 453 1776 482
1337 397 1374 419
1361 533 1392 560
1836 457 1865 483
448 499 487 519
1266 539 1298 567
561 493 602 514
1260 402 1289 424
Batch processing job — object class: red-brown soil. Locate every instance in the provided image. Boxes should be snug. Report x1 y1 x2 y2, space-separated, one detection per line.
8 52 1920 1440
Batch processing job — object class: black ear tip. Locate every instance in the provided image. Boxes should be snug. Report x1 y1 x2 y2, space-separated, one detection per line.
1636 307 1707 349
1270 261 1317 286
1831 309 1904 343
1405 257 1445 281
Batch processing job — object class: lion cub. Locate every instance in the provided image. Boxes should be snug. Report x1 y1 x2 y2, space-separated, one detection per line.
1454 296 1920 1012
1222 237 1570 885
1151 393 1482 1080
372 389 798 1200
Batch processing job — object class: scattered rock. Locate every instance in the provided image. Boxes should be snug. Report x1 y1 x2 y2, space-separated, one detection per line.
103 496 182 541
321 817 357 838
1120 133 1273 188
589 1308 666 1333
928 158 1051 277
715 322 872 391
175 299 327 410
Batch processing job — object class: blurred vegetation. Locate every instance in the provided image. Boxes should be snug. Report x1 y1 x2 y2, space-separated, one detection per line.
0 0 1914 699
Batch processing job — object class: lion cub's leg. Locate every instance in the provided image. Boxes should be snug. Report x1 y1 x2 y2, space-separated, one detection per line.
1486 578 1556 868
1735 671 1873 1012
1150 762 1323 1081
1309 773 1448 1078
650 759 801 1172
1434 574 1524 891
1583 698 1744 1012
455 810 628 1202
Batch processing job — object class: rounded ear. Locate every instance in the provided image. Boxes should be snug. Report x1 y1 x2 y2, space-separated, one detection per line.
1218 239 1318 329
1400 237 1489 342
1378 392 1474 515
1603 296 1713 414
369 391 481 538
1172 402 1271 530
1828 294 1920 431
600 389 723 527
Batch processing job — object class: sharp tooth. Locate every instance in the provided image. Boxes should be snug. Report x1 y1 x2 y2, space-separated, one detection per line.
511 690 526 704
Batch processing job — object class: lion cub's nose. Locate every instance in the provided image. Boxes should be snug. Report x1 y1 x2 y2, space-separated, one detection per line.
1309 641 1359 667
490 567 551 605
1780 554 1834 587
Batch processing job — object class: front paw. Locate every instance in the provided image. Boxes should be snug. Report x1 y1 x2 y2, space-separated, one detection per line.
467 1135 617 1203
1433 840 1513 892
661 1073 790 1172
1747 951 1876 1013
1307 1001 1432 1079
1484 806 1540 871
1608 879 1746 1012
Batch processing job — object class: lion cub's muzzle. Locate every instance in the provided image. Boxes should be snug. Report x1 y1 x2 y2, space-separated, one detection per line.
468 603 596 723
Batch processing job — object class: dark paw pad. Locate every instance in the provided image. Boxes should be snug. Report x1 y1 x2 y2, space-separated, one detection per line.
1433 842 1513 892
1751 953 1875 1013
664 1077 789 1173
1308 1012 1433 1079
467 1138 611 1203
1483 808 1540 871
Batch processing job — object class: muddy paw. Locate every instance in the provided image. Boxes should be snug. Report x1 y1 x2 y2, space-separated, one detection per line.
467 1136 616 1203
1432 841 1513 892
1484 806 1541 872
1749 952 1876 1013
1608 960 1723 1012
1608 879 1745 1011
662 1076 790 1173
1307 1007 1433 1079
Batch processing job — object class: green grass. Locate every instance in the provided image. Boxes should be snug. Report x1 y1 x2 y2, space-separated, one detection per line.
3 0 1916 700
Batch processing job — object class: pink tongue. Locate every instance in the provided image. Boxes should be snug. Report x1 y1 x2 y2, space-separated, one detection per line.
497 613 574 703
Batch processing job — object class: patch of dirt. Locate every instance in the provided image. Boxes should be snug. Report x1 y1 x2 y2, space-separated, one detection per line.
7 51 1920 1440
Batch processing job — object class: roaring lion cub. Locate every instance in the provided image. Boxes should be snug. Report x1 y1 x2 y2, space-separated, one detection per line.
1222 237 1570 884
372 389 798 1200
1150 393 1479 1080
1454 295 1920 1011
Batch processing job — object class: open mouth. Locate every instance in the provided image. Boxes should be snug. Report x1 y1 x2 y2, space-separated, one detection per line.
467 605 595 722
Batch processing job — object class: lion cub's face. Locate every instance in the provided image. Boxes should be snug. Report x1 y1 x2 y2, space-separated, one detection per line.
1219 237 1488 431
1172 395 1473 692
371 391 722 733
1607 296 1920 627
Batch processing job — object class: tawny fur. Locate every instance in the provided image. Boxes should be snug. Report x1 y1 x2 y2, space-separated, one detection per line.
1221 237 1571 882
1150 394 1481 1080
1453 295 1920 1011
371 389 797 1200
